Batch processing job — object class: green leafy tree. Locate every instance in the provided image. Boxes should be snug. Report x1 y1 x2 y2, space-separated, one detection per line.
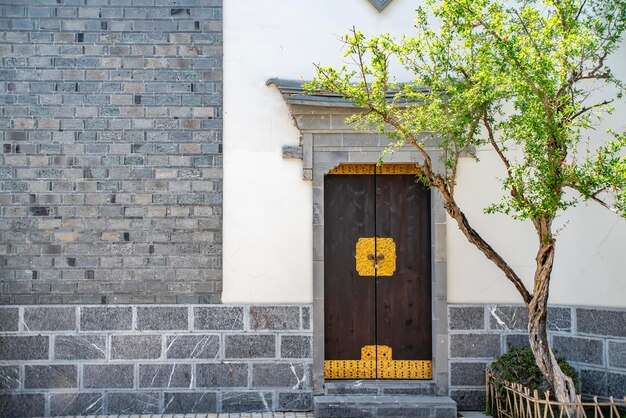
308 0 626 405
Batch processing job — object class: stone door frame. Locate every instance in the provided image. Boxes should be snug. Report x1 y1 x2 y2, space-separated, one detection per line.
269 80 450 395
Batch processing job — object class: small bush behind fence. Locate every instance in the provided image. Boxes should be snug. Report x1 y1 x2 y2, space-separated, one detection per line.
486 369 626 418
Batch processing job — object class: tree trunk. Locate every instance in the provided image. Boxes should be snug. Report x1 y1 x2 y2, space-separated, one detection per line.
528 235 577 406
432 175 578 405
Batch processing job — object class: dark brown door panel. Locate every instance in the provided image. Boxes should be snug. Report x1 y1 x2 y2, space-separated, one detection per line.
324 169 432 379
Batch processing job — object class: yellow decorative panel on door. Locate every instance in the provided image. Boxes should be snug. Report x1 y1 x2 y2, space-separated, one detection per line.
328 163 419 175
324 345 432 379
355 237 396 277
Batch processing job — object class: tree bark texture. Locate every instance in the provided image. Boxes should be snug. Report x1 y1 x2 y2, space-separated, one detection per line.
528 230 577 406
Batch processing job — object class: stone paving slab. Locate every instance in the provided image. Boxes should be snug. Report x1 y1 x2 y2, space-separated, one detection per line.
52 411 490 418
55 414 315 418
459 412 490 418
53 411 489 418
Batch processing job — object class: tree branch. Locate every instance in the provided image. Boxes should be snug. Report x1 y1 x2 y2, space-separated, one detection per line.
514 9 543 59
565 185 620 214
352 27 371 98
558 49 609 98
588 195 619 214
587 49 609 77
483 109 510 172
376 108 532 304
471 13 553 120
481 108 529 204
442 192 533 304
567 99 613 122
574 0 588 22
376 109 433 166
450 141 460 196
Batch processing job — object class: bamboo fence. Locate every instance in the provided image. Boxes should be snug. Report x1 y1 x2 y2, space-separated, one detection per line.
486 369 626 418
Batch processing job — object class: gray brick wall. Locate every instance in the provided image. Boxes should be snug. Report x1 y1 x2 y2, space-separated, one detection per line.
0 304 313 416
448 304 626 410
0 0 223 304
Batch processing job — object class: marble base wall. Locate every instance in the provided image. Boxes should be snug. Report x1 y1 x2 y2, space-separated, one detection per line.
448 304 626 410
0 304 313 416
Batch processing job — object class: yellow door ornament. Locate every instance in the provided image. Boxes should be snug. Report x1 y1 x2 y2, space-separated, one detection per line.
324 345 432 379
355 237 396 276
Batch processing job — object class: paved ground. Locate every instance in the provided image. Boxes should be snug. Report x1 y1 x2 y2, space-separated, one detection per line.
54 414 316 418
54 412 488 418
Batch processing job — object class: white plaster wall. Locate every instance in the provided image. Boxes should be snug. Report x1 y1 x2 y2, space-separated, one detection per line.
223 0 626 307
223 0 418 303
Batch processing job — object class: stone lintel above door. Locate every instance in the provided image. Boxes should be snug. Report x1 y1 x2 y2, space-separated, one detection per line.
269 78 450 397
267 79 441 181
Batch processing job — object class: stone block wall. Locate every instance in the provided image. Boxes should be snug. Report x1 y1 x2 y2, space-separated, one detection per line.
0 0 223 304
448 304 626 410
0 304 313 416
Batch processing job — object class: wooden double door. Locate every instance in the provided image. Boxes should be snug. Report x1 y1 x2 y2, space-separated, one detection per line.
324 165 432 379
